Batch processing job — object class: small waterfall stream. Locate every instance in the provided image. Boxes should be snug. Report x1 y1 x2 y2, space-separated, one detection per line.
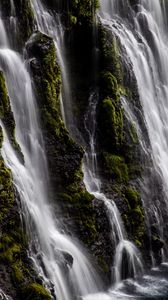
83 93 143 284
31 0 73 130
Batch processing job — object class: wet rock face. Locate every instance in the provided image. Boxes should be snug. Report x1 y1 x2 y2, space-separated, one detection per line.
0 0 34 50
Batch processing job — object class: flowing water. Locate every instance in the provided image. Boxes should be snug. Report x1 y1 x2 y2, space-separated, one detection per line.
30 0 168 298
32 0 144 287
1 0 168 299
31 0 74 130
100 0 168 251
0 8 101 300
81 0 168 298
83 92 143 284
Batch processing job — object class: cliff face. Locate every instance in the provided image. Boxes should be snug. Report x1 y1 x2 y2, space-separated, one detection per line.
0 0 165 298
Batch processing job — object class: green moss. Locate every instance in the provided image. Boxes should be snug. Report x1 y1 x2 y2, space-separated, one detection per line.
123 186 145 247
0 71 23 160
129 123 138 144
99 26 123 83
99 97 124 151
110 36 123 82
125 186 140 209
70 14 77 25
26 283 51 300
71 0 99 25
104 153 128 183
101 71 120 100
59 186 98 246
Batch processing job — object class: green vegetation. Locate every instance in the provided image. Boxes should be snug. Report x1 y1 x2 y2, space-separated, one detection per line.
0 71 23 161
99 97 124 151
124 186 145 247
70 0 99 25
104 153 128 183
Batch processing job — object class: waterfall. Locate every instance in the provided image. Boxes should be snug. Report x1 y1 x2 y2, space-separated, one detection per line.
83 93 143 284
0 10 101 300
2 0 168 299
31 0 144 285
99 0 168 254
0 19 9 47
31 0 74 131
0 289 12 300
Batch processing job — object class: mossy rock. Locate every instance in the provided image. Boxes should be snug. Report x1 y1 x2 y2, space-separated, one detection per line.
70 0 99 25
103 153 128 183
26 32 84 188
99 97 124 152
25 283 51 300
100 71 120 100
0 71 23 161
125 186 140 209
123 186 145 247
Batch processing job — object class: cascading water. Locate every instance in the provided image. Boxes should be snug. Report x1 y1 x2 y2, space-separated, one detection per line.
0 289 12 300
83 93 143 285
99 0 168 255
80 0 168 298
31 0 144 286
0 8 101 300
0 18 9 47
2 0 168 299
31 0 73 130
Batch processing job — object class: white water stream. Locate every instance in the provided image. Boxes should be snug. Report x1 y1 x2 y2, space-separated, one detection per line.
99 0 168 252
0 8 101 300
81 0 168 298
83 92 143 284
31 0 144 286
31 0 73 129
100 1 168 204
